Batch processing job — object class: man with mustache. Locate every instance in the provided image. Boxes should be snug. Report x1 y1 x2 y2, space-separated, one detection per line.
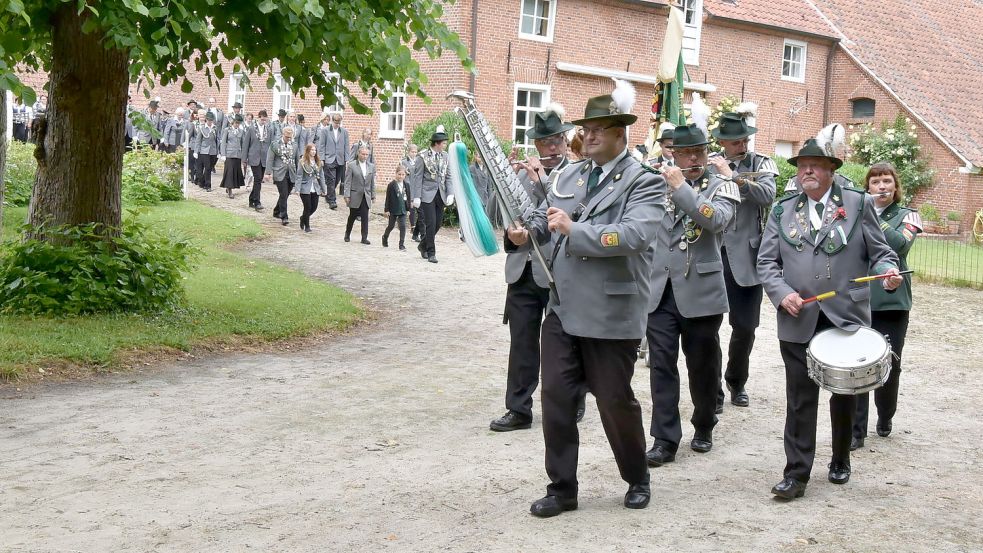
758 139 901 500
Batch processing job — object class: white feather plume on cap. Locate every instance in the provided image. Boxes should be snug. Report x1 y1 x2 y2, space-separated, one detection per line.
610 78 636 115
690 92 710 134
816 123 846 157
545 102 566 120
435 124 446 134
735 102 758 118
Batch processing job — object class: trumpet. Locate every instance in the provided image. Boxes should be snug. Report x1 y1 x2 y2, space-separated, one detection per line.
510 153 564 167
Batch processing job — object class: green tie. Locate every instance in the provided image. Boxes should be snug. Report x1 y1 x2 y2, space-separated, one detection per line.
813 202 825 237
586 166 603 197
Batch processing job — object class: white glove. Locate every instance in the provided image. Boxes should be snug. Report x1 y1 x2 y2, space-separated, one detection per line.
193 152 198 159
219 155 226 162
412 198 421 209
446 194 455 207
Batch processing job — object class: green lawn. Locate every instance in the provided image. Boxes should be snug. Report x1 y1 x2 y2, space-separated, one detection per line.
908 237 983 289
0 202 361 379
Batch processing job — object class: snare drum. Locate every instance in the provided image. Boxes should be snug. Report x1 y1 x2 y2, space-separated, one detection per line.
806 327 892 395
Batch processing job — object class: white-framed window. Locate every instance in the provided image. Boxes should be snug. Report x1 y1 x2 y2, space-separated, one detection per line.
379 85 406 139
272 73 292 113
681 0 703 66
782 39 807 83
228 73 247 111
512 83 550 154
322 71 345 114
518 0 557 42
774 140 795 159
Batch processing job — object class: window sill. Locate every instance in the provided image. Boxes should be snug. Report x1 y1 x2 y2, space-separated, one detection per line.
518 33 554 44
379 130 405 140
781 76 806 84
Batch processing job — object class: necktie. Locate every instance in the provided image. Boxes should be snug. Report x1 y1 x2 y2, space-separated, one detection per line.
813 202 825 237
586 166 603 197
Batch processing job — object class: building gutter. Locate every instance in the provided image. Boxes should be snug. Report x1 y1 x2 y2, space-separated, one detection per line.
705 14 840 43
469 0 478 93
823 39 839 125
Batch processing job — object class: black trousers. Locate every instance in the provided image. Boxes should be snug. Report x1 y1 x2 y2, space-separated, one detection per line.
13 123 28 142
780 313 856 483
647 282 723 449
300 193 320 228
719 248 763 401
541 312 648 498
188 151 200 185
248 164 265 206
323 163 343 205
854 310 910 438
197 154 216 189
420 196 445 257
273 177 294 220
409 207 421 238
383 214 407 246
345 201 370 240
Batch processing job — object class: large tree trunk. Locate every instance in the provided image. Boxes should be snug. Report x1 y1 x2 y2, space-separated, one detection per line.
1 88 7 240
27 4 129 236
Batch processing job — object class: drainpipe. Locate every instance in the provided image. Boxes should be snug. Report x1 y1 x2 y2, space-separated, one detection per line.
469 0 479 93
823 39 838 125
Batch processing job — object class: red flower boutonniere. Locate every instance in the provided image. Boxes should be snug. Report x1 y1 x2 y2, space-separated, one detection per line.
834 207 847 221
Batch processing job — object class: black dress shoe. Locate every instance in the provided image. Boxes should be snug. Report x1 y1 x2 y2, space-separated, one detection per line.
489 411 532 432
771 477 807 500
412 235 421 242
530 495 577 518
729 386 750 407
254 203 264 211
428 256 438 264
690 431 712 453
361 239 371 245
344 236 351 242
281 218 289 226
417 242 427 258
382 238 389 248
646 444 676 467
876 418 892 437
828 461 851 484
575 405 585 423
329 203 338 210
399 245 407 251
624 483 650 509
850 436 864 451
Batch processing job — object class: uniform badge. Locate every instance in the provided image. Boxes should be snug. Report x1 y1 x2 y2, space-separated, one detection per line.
789 229 798 238
614 173 622 181
832 194 841 202
576 178 585 187
679 241 688 251
699 204 715 218
600 232 620 247
902 228 914 241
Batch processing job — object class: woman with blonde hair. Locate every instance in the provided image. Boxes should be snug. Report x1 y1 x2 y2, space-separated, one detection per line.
296 143 328 233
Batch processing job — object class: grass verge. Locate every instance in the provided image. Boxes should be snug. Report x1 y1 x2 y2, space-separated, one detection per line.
0 202 362 381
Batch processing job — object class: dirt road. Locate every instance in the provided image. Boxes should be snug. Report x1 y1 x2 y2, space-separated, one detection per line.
2 186 981 552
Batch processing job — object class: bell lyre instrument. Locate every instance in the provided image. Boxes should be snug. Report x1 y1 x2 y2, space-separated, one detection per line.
448 90 557 294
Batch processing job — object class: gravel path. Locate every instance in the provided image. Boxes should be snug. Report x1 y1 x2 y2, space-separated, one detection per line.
2 183 982 552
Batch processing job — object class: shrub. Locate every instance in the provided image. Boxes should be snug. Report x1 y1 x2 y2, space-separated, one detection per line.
3 141 37 207
919 203 939 223
706 95 741 152
0 216 198 315
848 114 934 203
947 211 961 222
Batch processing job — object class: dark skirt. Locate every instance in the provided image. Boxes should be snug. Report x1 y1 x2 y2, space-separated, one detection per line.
221 158 246 189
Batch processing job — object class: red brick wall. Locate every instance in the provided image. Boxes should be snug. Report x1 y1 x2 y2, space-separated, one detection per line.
828 49 982 235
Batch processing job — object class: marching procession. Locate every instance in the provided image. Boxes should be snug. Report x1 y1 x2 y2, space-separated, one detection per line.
115 75 922 517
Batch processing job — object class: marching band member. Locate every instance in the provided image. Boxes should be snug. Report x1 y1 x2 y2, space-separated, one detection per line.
265 126 300 226
509 81 666 517
785 124 855 194
491 104 586 432
162 108 187 154
219 114 247 198
402 143 423 241
645 124 740 467
409 126 454 264
271 108 288 141
852 162 922 450
648 125 676 170
758 139 901 500
194 111 220 191
349 128 376 164
343 145 376 244
12 97 32 142
316 111 349 210
710 112 778 410
296 143 328 234
136 99 164 149
243 109 274 211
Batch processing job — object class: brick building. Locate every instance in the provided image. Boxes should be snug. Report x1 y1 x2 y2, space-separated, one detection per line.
7 0 981 232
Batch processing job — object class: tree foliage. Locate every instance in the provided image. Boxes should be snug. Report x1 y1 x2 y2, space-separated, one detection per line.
0 0 474 112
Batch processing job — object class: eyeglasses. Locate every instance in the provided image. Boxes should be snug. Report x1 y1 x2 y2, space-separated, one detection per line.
534 135 566 146
674 147 707 158
581 124 616 137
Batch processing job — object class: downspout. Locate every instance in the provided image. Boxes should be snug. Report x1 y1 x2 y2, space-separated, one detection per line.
469 0 479 93
823 39 838 125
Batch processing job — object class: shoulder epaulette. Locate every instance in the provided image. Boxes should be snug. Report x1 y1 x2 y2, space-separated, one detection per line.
843 186 866 194
777 191 800 204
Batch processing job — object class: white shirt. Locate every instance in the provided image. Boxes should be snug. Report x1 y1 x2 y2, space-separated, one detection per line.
807 187 833 230
358 161 367 177
333 126 339 142
875 204 887 217
591 148 629 184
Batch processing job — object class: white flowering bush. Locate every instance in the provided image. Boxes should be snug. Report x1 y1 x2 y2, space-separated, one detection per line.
848 114 934 203
707 95 741 152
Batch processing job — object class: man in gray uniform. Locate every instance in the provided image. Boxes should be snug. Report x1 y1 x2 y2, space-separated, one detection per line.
758 139 901 500
644 124 740 467
316 112 349 210
265 126 300 225
491 104 585 432
710 113 778 410
409 126 455 263
194 111 220 191
509 88 666 517
243 110 274 210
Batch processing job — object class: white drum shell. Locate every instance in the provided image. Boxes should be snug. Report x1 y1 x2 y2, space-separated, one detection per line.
806 327 892 395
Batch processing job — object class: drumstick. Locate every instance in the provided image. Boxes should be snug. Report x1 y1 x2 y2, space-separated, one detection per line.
802 291 836 304
850 270 914 284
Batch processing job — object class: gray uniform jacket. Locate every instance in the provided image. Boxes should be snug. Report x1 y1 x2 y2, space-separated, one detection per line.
243 122 274 167
503 158 569 289
316 125 350 167
136 109 164 143
757 183 899 344
162 118 186 147
648 172 741 318
471 161 493 207
349 140 375 164
526 154 667 340
265 139 300 182
295 126 313 150
195 123 220 155
344 160 376 209
220 126 246 158
208 108 225 132
719 152 778 286
409 149 452 204
297 161 328 195
188 122 200 152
